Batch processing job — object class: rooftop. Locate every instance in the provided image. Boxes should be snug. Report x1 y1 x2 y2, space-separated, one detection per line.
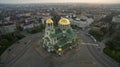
58 18 70 25
57 37 70 47
46 18 53 24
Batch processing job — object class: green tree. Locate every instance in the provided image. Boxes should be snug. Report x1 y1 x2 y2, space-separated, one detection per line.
89 28 104 41
0 39 9 46
111 30 120 41
5 33 14 41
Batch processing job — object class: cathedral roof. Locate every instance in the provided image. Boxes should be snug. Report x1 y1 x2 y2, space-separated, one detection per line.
58 18 70 25
46 18 53 24
49 29 74 38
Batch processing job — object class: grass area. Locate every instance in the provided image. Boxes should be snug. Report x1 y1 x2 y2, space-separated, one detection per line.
27 27 42 34
103 29 120 63
103 47 120 63
27 26 44 34
92 13 120 64
0 33 25 56
89 28 104 41
103 40 120 64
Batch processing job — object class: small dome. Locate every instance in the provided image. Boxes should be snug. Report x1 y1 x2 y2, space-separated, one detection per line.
59 18 70 25
58 48 62 51
46 18 53 24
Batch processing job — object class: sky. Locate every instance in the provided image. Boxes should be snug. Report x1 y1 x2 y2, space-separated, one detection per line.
0 0 120 4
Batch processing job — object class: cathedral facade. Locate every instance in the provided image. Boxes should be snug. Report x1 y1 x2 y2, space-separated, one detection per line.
43 18 79 55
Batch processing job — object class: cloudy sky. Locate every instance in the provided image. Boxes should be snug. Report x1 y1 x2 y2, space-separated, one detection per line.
0 0 120 4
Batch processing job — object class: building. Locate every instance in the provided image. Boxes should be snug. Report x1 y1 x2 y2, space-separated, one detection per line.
69 15 94 29
0 23 16 35
42 18 79 55
112 15 120 24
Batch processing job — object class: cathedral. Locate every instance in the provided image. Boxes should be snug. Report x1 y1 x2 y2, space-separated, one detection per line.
42 18 79 55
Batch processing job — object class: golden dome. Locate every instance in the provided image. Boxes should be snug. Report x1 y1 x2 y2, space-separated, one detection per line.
58 18 70 25
46 18 53 24
58 48 62 51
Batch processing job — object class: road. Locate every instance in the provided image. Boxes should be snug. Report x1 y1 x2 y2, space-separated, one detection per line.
76 29 120 67
0 29 119 67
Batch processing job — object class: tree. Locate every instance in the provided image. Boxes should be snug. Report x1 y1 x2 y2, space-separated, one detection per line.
0 39 9 46
5 33 14 41
89 28 104 41
111 30 120 41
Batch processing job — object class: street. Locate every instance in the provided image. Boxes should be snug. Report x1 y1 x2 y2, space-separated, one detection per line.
0 29 119 67
77 29 120 67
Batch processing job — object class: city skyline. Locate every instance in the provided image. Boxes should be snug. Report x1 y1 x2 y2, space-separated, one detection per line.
0 0 120 4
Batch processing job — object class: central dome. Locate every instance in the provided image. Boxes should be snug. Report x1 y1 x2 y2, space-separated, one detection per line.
46 18 53 24
58 18 70 25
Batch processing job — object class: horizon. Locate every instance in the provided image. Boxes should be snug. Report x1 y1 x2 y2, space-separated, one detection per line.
0 2 120 5
0 0 120 4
